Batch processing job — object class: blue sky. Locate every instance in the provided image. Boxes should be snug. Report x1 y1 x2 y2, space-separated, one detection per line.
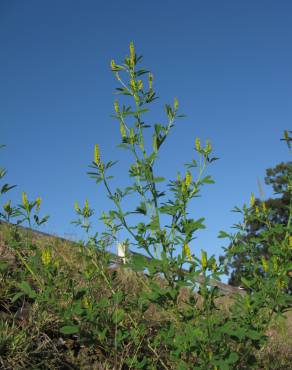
1 1 291 263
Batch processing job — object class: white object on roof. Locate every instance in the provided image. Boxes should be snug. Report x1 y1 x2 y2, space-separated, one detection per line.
117 242 127 264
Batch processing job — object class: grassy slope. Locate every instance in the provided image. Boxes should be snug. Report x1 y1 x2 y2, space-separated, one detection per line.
0 223 291 369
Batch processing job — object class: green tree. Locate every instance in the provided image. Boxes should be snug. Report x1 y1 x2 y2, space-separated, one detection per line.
221 160 292 289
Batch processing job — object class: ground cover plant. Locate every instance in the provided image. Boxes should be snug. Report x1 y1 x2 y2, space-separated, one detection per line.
0 44 291 369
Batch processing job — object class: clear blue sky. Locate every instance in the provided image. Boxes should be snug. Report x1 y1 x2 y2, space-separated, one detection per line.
1 1 291 262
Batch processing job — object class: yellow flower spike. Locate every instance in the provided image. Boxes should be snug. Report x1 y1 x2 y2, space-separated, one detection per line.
205 139 212 153
41 248 52 266
36 197 42 211
129 41 135 64
137 80 143 91
22 192 28 207
129 128 135 140
255 205 260 216
245 295 251 309
272 256 278 272
289 236 292 249
130 79 136 91
249 193 255 208
183 244 192 260
84 199 90 217
94 144 101 166
185 171 192 188
3 200 11 212
174 97 179 111
181 180 187 193
53 259 60 269
110 59 116 70
261 257 269 273
148 73 153 90
195 137 201 152
74 201 80 212
82 296 90 309
201 250 207 269
152 135 158 153
212 261 217 272
114 100 119 114
262 201 267 214
120 123 126 138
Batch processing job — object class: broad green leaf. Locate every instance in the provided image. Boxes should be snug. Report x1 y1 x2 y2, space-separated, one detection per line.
112 308 125 324
59 325 79 335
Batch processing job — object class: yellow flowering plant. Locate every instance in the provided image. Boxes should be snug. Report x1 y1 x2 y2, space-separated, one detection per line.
17 191 49 228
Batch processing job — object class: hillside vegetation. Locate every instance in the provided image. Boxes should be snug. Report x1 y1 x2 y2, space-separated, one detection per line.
0 223 291 369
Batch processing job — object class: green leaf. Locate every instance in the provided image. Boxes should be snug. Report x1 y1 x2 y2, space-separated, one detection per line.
241 277 253 288
112 308 125 324
130 254 147 272
11 291 24 303
0 261 8 272
218 230 230 239
135 202 147 215
227 352 239 364
246 329 262 340
18 281 37 299
152 176 165 183
201 175 215 184
59 325 80 335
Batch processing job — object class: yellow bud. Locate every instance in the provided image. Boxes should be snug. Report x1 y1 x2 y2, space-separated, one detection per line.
255 205 260 216
250 193 255 208
110 59 116 70
114 100 119 113
181 180 187 193
262 201 267 214
245 295 251 309
36 197 41 211
74 201 80 212
174 97 179 111
152 135 158 153
137 80 143 91
120 123 126 138
261 257 269 273
272 256 278 272
129 41 135 64
84 199 89 213
195 137 201 151
3 200 11 212
183 244 192 260
82 296 90 309
53 259 59 269
201 250 207 269
205 139 212 153
94 144 101 166
212 261 217 272
130 79 136 91
129 128 135 140
22 192 28 207
148 73 153 89
185 171 192 188
289 236 292 249
41 248 51 266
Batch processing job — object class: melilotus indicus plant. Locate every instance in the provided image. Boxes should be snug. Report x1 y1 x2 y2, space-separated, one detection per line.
84 43 291 369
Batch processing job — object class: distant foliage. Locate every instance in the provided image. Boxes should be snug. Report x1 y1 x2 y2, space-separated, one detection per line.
221 161 292 292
